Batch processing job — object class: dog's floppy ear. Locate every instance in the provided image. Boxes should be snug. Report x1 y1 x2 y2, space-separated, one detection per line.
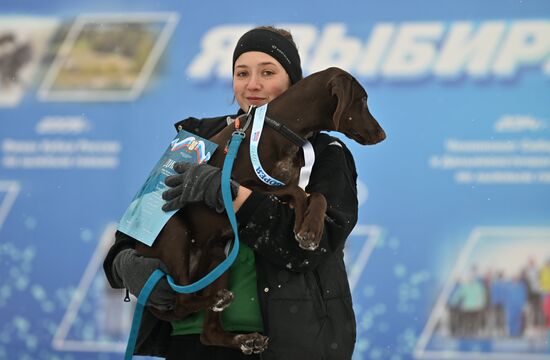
329 73 352 130
329 70 386 145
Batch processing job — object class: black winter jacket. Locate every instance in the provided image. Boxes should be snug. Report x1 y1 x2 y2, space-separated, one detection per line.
103 114 359 360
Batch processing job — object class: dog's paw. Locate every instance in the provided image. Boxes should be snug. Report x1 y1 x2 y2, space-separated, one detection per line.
235 333 269 354
295 231 319 251
211 289 234 312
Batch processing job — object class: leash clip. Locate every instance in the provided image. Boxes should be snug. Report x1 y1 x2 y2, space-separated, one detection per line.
224 130 246 154
232 130 246 139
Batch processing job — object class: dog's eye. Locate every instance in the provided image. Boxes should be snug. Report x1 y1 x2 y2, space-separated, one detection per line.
361 97 368 107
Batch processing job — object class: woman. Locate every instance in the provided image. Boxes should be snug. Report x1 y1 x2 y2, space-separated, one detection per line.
103 26 359 360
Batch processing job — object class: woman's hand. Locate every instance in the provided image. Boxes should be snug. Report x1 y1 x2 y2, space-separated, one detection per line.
112 249 175 311
162 162 239 213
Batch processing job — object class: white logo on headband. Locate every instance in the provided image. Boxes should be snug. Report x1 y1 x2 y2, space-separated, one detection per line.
272 44 292 65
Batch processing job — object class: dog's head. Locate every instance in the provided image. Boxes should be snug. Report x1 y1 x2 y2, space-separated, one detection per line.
327 68 386 145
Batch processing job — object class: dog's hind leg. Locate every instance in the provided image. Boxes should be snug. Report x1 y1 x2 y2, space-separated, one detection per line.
199 246 268 354
201 310 269 355
170 245 235 319
136 216 199 321
137 215 231 320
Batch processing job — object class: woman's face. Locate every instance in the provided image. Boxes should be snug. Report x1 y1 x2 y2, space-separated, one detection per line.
233 51 291 112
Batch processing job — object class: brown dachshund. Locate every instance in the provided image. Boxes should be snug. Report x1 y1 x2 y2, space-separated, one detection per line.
135 67 386 354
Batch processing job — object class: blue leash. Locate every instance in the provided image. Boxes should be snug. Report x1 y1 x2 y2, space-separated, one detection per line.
123 268 165 360
124 130 245 359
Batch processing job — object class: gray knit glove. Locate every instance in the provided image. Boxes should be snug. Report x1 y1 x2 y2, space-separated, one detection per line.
162 162 239 213
112 248 175 311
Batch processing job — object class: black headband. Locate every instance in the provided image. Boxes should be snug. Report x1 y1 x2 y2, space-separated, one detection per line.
232 28 303 85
